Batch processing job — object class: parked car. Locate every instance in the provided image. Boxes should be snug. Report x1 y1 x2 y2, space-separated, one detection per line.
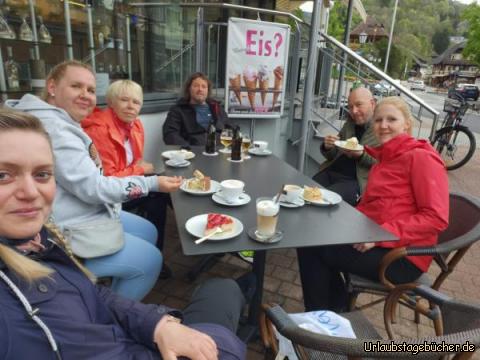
448 83 479 101
410 79 426 91
372 80 400 96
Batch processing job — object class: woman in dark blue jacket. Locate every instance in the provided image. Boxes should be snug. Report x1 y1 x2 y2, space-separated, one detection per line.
0 109 246 360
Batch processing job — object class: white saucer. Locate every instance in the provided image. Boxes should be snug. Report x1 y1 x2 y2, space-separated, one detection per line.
202 151 219 156
334 140 364 152
248 148 272 156
219 148 231 154
278 196 305 208
166 159 191 168
212 192 251 206
162 150 196 160
227 157 244 163
180 180 220 195
185 214 243 241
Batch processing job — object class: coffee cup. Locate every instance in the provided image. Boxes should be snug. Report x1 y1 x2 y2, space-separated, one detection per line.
282 184 303 203
253 140 268 152
170 151 186 164
220 179 244 201
256 197 280 240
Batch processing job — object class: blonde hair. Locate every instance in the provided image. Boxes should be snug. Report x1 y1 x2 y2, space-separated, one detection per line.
374 96 413 135
0 223 95 283
42 60 94 101
106 80 143 106
0 109 95 283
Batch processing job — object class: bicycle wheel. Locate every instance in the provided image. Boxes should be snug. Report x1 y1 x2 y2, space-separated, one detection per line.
433 125 476 170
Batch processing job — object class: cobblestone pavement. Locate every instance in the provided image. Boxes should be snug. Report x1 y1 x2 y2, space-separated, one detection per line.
144 150 480 360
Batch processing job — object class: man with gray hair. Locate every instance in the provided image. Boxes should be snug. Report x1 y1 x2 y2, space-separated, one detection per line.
313 87 379 205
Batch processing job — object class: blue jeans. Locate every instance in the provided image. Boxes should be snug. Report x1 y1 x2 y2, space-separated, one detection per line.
84 211 162 301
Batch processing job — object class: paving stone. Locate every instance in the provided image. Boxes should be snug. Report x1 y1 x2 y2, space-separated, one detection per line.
271 266 297 282
263 275 282 293
278 282 303 301
266 252 294 268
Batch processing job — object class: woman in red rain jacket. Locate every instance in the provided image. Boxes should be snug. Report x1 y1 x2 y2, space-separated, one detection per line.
297 96 449 311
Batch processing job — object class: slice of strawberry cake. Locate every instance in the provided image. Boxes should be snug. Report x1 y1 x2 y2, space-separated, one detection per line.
205 213 234 236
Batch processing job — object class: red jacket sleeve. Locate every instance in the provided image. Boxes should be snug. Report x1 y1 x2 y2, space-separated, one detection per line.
378 149 449 248
87 124 145 177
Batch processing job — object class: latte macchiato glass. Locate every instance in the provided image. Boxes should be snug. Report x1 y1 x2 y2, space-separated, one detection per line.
256 197 280 239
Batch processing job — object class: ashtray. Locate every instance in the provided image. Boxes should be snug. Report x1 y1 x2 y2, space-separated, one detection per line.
248 227 283 244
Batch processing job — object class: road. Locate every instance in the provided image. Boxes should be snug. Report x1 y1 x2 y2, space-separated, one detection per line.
407 88 480 134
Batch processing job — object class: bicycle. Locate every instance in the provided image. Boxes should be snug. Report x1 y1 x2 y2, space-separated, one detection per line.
431 92 477 170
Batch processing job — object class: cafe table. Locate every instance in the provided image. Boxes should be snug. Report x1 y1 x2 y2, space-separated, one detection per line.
157 146 397 338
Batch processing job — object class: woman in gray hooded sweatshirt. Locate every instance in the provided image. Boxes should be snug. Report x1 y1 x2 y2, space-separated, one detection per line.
6 60 182 300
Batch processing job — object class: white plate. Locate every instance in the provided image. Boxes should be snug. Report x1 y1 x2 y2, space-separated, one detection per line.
303 189 342 206
180 179 220 195
162 150 196 160
334 140 364 152
166 159 191 168
219 148 231 154
278 196 305 208
185 214 244 241
248 148 272 156
212 192 251 206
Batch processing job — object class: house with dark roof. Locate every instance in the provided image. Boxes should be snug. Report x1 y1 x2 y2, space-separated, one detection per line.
349 16 388 44
430 41 479 87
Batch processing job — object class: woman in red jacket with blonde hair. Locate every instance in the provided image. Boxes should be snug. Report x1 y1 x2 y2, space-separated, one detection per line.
83 80 171 277
297 96 449 311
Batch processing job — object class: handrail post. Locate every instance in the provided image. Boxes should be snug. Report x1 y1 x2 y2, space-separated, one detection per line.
195 7 205 72
126 14 132 79
86 2 96 71
298 0 322 172
335 0 354 108
286 22 301 137
64 0 74 60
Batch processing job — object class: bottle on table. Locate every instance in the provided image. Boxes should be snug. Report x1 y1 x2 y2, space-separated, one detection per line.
205 121 217 154
4 46 20 91
231 126 243 161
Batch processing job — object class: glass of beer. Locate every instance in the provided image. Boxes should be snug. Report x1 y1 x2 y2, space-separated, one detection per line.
255 197 280 240
220 128 233 153
242 135 251 159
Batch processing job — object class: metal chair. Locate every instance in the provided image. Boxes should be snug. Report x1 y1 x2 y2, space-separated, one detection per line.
260 284 480 360
347 192 480 323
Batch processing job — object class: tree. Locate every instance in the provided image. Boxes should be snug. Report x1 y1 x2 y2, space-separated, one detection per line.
327 1 362 41
462 4 480 66
432 28 451 55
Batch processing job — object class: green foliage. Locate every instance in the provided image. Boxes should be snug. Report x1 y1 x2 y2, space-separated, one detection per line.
462 4 480 66
359 0 467 75
327 1 362 41
432 28 451 55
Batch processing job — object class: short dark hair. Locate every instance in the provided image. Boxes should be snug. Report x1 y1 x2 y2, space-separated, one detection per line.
182 72 212 101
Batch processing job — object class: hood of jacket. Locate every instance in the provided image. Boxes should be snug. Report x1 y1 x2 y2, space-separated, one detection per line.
365 133 437 163
5 94 80 128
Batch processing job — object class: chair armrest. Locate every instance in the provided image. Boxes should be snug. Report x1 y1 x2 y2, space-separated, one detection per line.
264 303 480 358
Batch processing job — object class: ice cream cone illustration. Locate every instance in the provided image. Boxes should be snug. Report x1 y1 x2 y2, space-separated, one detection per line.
258 65 270 106
229 74 242 105
272 65 284 108
243 65 257 110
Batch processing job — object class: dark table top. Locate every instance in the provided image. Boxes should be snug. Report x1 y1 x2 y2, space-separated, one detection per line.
159 146 397 256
